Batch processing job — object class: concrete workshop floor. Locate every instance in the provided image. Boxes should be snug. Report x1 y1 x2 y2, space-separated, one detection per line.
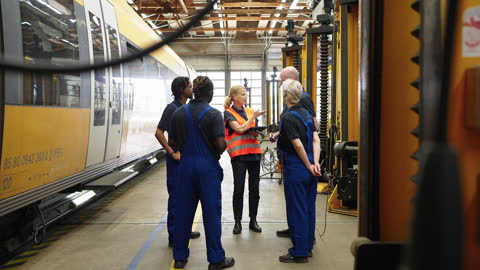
16 152 357 270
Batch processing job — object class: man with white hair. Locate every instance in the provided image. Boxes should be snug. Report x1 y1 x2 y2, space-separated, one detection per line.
279 66 319 130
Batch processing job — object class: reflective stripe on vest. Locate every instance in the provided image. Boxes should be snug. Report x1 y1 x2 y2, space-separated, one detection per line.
225 107 262 158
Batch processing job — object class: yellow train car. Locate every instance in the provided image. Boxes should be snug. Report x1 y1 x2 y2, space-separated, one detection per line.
0 0 193 227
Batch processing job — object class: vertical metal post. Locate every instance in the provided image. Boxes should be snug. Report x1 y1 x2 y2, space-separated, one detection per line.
358 0 383 240
331 21 338 127
272 77 277 123
341 5 349 141
262 53 267 112
224 39 231 95
266 80 271 125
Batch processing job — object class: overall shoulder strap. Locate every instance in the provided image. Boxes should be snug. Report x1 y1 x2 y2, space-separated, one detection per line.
197 105 213 122
289 110 307 126
184 104 192 124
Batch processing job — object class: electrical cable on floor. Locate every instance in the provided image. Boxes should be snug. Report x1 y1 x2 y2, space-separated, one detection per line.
319 191 329 237
0 0 218 73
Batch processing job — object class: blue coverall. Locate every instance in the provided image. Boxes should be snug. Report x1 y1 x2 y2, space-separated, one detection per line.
279 109 317 257
173 104 226 263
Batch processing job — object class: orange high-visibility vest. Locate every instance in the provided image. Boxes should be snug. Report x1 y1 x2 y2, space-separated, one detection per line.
225 107 262 158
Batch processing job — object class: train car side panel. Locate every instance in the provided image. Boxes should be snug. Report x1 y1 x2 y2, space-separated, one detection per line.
0 106 89 200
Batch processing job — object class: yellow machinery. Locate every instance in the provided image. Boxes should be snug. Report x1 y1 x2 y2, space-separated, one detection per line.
281 0 360 216
326 0 360 216
281 0 480 269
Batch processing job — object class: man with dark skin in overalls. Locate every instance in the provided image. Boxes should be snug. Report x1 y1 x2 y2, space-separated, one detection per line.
155 77 201 248
168 76 235 270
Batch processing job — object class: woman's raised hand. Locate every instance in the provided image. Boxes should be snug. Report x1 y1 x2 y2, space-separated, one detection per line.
253 109 266 118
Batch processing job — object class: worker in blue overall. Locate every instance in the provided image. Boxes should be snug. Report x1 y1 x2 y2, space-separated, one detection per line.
168 76 235 270
270 66 319 238
155 77 200 247
277 79 321 263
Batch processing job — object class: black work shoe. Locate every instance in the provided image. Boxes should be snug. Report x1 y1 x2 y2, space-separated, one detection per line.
168 240 173 248
233 220 242 234
279 253 308 263
208 257 235 270
276 228 290 237
249 219 262 233
173 259 188 269
190 231 201 239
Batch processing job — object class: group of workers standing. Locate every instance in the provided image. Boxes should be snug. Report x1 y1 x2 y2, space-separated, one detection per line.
155 66 321 270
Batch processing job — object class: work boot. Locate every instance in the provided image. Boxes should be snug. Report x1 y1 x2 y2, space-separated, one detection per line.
208 257 235 270
276 228 290 237
233 220 242 234
249 218 262 233
190 231 201 239
173 259 188 269
279 253 308 263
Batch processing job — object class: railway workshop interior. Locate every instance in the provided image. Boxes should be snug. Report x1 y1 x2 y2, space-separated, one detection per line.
0 0 479 269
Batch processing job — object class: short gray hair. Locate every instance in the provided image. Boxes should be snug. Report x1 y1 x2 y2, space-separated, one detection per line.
281 79 302 105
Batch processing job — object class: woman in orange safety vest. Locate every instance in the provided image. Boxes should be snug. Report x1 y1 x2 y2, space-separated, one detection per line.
224 85 266 235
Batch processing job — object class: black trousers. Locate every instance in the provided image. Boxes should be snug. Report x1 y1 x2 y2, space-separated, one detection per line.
231 159 261 221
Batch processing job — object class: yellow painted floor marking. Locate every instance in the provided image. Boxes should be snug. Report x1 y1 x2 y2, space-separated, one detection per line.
169 205 202 270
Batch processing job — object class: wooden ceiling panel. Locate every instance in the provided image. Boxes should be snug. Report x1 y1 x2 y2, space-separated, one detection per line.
128 0 312 40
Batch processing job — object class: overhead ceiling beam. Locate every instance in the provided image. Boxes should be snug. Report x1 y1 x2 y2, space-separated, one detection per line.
178 0 188 13
175 36 287 40
175 52 271 56
149 16 313 22
160 27 301 32
134 2 307 8
220 2 307 8
138 9 311 15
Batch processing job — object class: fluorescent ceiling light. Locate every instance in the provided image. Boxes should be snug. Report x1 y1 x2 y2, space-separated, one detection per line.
290 0 299 9
147 20 156 28
271 20 277 28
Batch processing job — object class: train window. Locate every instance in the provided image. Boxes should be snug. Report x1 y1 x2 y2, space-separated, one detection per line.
107 25 121 125
20 0 81 107
89 12 107 126
124 42 144 111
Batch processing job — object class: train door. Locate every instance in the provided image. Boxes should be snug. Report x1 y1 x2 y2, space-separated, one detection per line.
102 0 123 161
84 0 110 166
